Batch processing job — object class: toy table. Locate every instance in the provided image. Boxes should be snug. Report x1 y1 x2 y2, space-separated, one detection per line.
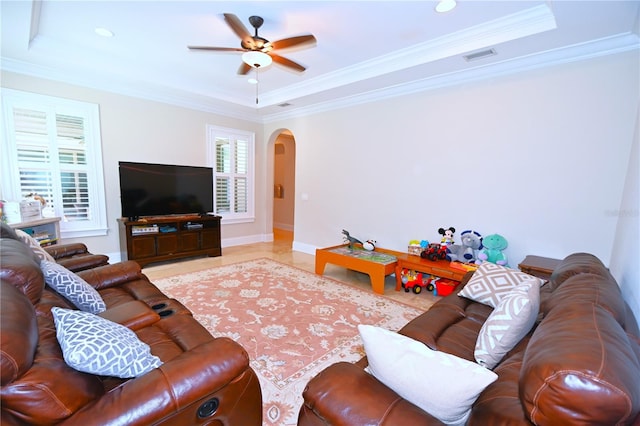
315 244 399 294
393 253 469 291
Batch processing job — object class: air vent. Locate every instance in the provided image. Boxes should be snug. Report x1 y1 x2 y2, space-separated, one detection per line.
463 48 497 62
278 103 292 108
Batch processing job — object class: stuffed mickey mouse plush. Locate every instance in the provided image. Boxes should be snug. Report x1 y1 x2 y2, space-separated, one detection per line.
438 227 456 245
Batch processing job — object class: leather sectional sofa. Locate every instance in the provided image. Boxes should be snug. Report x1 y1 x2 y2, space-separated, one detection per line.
0 225 262 425
0 223 109 272
298 253 640 425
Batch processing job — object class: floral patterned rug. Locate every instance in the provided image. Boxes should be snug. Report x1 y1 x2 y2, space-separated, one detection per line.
154 258 422 425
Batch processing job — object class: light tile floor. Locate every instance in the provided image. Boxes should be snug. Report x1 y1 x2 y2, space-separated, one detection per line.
143 229 438 312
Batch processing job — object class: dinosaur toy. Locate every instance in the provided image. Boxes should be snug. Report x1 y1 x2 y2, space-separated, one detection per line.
342 229 363 249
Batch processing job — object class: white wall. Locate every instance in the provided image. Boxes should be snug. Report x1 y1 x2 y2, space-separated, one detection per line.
610 102 640 323
1 71 268 259
266 51 639 270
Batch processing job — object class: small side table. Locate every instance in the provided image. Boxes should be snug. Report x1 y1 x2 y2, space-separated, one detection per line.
518 255 561 280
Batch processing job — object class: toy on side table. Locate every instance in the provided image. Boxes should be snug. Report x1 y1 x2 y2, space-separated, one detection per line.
446 230 483 264
477 233 509 266
438 227 456 245
421 243 448 261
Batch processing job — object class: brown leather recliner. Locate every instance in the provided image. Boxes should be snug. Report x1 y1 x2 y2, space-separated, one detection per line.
298 253 640 425
0 237 263 425
1 222 109 272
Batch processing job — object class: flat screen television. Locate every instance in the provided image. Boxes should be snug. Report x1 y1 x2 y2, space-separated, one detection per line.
118 161 214 219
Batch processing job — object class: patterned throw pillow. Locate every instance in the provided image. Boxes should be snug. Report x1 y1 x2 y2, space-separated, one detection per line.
475 282 540 369
15 229 56 262
51 307 163 378
359 325 497 426
40 261 106 314
458 263 544 308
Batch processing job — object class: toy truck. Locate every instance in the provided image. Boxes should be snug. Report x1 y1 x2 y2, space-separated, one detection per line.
420 243 448 261
401 269 435 294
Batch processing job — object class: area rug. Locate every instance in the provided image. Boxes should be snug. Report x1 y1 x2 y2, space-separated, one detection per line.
153 258 422 425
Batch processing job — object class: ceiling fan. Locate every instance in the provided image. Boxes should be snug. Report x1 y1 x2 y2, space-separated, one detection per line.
188 13 317 75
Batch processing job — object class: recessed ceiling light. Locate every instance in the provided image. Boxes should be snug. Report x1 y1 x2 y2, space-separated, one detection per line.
248 78 258 85
435 0 457 13
95 27 114 37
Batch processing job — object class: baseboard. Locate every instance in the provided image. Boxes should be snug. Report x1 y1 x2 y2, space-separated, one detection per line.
106 251 122 264
222 233 271 247
292 241 316 255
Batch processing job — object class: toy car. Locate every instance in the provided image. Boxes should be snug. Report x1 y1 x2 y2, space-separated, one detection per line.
401 269 435 294
420 243 448 261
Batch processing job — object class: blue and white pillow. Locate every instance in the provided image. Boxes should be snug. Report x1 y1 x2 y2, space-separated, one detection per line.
51 307 163 378
40 261 106 314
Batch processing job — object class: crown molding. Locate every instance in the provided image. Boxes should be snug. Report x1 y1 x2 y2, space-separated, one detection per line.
2 31 637 125
0 57 262 122
261 32 640 123
258 3 557 107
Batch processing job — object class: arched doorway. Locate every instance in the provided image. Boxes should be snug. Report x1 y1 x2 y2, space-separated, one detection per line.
272 131 295 244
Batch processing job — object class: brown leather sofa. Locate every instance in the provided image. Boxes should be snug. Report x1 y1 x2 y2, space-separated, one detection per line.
298 253 640 425
0 223 109 272
1 235 262 425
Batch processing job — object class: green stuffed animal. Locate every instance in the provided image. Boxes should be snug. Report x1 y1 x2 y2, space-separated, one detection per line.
478 234 508 266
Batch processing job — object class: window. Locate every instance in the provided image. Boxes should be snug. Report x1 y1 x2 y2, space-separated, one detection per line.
206 125 254 223
1 89 107 237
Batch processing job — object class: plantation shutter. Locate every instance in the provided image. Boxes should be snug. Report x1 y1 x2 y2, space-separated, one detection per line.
13 108 57 209
208 126 254 223
1 89 107 237
13 109 91 221
234 139 248 214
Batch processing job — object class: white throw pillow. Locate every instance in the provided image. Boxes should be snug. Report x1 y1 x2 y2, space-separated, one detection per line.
458 262 544 308
41 261 106 314
15 229 56 262
358 324 498 426
475 282 540 369
52 307 163 378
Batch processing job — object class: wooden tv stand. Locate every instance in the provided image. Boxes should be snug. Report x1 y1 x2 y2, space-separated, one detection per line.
118 215 221 267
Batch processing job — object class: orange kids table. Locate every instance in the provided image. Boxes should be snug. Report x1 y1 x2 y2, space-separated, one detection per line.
315 244 399 295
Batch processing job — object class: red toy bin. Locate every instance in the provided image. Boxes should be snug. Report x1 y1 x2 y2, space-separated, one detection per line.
435 278 460 296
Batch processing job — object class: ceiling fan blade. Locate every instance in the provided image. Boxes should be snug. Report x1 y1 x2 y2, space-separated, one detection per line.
238 62 252 75
188 46 245 52
270 34 316 51
223 13 253 46
270 53 306 72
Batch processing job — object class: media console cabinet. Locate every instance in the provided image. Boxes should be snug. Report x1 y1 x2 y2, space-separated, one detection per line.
118 215 221 267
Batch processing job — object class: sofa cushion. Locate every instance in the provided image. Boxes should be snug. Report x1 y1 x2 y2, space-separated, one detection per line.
475 281 539 369
15 229 56 262
359 324 498 426
52 307 163 378
41 261 106 314
458 263 544 308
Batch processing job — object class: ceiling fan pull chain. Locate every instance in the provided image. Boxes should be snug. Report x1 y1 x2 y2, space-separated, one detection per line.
255 68 259 104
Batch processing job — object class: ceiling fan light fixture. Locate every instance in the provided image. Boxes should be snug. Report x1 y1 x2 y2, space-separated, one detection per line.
435 0 457 13
242 51 272 68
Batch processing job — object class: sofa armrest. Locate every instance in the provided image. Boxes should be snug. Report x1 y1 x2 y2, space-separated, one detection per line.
44 243 89 259
77 261 144 290
298 362 443 426
64 338 262 425
98 301 160 330
56 255 110 273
